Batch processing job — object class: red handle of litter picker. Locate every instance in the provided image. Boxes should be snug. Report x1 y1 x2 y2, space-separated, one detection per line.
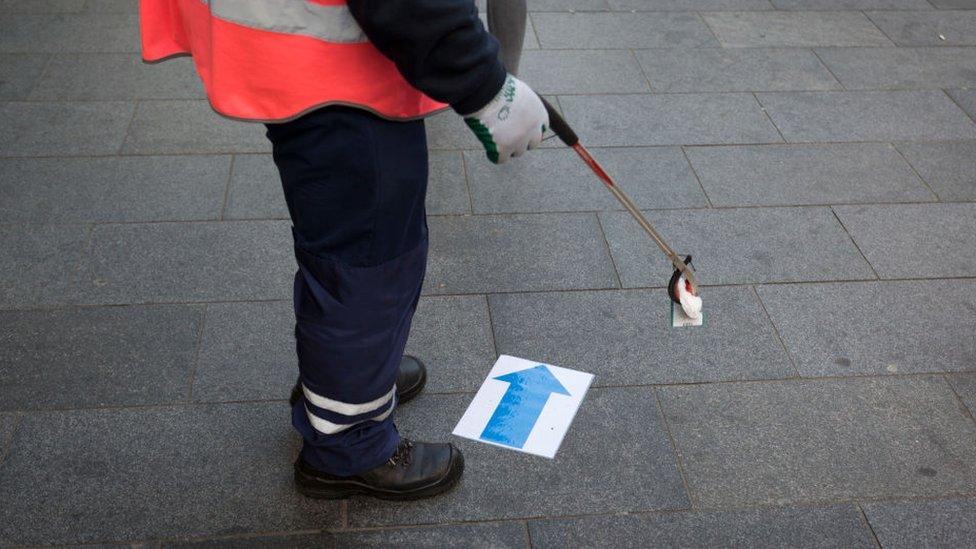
540 97 578 147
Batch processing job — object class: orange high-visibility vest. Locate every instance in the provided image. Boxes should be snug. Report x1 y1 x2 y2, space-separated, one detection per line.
140 0 447 122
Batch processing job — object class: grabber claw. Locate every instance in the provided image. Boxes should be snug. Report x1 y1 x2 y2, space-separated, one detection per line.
667 256 695 304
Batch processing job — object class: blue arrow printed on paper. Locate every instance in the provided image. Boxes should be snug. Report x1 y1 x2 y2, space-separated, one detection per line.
479 365 571 449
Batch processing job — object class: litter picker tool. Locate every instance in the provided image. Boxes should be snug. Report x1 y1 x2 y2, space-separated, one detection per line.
539 98 703 322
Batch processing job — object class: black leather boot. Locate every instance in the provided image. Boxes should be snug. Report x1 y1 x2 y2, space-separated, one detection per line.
289 355 428 407
294 439 464 500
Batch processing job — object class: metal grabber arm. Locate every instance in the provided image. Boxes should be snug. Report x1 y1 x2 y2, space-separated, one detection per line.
539 97 700 297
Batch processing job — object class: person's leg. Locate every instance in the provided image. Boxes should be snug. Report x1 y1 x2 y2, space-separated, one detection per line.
265 106 428 477
486 0 527 76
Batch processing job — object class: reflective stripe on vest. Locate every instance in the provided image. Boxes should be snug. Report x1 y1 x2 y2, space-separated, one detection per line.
202 0 367 44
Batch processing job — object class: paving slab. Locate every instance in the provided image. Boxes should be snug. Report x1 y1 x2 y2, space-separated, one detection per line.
529 0 609 10
0 101 134 156
756 90 976 142
0 224 88 309
0 12 139 53
0 413 18 461
635 48 840 93
465 147 707 214
833 203 976 279
862 499 976 549
0 53 47 99
123 100 271 155
559 93 782 147
348 388 689 526
529 505 875 548
163 522 527 548
600 206 875 287
426 150 472 215
815 47 976 89
404 295 497 392
490 287 794 385
0 403 339 545
866 10 976 46
896 141 976 201
948 373 976 415
86 0 138 12
702 11 892 47
29 53 204 100
224 154 289 220
73 220 294 305
949 88 976 120
190 295 496 401
657 377 976 506
928 0 976 7
518 50 649 94
424 213 618 294
607 0 773 9
685 143 933 207
0 155 229 223
531 12 718 49
0 0 85 12
772 0 931 8
190 301 295 403
757 280 976 377
0 304 202 411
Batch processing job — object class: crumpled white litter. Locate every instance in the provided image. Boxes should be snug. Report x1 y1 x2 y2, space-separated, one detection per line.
676 275 702 320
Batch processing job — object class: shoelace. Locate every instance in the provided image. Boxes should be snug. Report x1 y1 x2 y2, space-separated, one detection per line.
387 439 414 467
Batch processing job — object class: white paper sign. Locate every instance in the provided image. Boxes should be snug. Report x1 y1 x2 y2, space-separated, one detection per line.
452 355 594 458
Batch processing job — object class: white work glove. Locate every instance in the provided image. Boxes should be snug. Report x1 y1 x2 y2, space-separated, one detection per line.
463 74 548 164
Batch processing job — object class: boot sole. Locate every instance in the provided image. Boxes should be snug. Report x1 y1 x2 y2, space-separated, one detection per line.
295 451 464 501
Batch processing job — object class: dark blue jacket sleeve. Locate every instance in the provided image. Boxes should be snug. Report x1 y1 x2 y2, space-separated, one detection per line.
346 0 507 115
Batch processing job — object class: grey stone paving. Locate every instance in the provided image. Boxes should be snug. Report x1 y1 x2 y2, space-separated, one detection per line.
861 499 976 549
685 143 933 206
833 203 976 278
529 505 876 548
599 206 876 286
658 377 976 506
757 280 976 376
2 0 976 546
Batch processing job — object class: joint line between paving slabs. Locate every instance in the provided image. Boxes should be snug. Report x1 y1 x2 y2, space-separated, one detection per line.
892 143 942 202
118 99 141 155
860 10 899 47
680 146 713 208
943 88 976 125
944 374 976 428
751 285 802 379
185 304 209 401
856 503 883 549
0 413 24 470
25 53 56 98
483 294 502 358
523 520 534 549
751 92 788 144
65 223 97 301
460 149 475 214
630 48 656 94
595 214 624 289
652 386 697 509
219 154 236 220
697 11 724 47
809 48 846 92
829 206 882 280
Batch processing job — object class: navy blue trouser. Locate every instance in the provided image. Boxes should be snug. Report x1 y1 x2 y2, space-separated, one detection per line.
265 106 428 477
